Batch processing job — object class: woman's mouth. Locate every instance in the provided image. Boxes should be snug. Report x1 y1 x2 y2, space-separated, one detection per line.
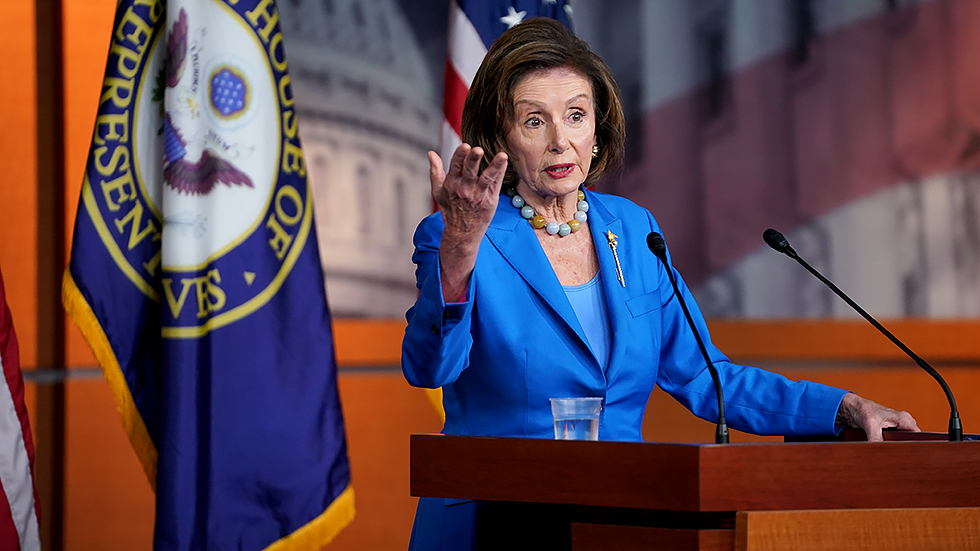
544 164 575 178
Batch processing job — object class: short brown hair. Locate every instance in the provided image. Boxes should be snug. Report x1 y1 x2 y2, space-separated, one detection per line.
461 17 626 186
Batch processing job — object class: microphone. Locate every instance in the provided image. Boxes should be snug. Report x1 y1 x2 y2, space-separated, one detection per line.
763 228 963 442
647 232 729 444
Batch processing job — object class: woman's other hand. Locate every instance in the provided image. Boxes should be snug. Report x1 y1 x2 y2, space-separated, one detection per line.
837 392 920 442
429 144 508 302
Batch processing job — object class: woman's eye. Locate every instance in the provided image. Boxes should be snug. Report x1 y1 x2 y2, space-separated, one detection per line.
569 111 585 122
525 117 543 127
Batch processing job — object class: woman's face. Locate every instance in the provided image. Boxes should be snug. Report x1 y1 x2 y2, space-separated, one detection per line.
505 68 596 202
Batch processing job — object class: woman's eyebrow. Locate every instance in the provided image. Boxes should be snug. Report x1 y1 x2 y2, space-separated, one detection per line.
513 94 591 109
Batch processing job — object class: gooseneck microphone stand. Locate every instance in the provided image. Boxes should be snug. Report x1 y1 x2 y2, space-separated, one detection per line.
648 232 729 444
763 228 962 442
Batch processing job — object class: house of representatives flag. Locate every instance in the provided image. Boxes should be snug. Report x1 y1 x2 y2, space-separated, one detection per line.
0 267 40 551
62 0 353 549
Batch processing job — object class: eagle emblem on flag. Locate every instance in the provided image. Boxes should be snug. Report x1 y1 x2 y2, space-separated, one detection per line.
162 8 254 197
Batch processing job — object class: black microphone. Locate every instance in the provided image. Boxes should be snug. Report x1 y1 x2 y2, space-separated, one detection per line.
763 228 963 442
647 232 729 444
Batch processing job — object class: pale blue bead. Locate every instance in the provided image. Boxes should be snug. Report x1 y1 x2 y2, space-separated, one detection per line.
577 200 589 212
511 195 525 208
558 223 571 237
521 205 535 219
574 210 588 223
546 221 560 235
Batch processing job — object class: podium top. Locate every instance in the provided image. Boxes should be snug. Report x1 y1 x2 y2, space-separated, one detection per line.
410 434 980 512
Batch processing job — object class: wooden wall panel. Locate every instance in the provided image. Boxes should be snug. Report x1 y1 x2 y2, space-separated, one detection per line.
709 320 980 362
328 373 444 551
1 0 39 369
1 0 42 518
330 319 980 364
64 379 154 551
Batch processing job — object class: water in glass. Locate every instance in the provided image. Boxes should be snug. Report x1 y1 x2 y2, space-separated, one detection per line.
554 417 599 440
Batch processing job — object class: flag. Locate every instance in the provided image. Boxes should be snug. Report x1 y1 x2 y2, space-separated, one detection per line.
62 0 354 548
427 0 574 418
0 267 40 551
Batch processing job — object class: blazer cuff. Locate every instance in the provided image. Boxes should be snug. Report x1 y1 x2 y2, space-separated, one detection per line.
416 256 475 337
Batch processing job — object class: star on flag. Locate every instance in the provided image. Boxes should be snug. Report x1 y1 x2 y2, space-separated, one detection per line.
500 6 527 28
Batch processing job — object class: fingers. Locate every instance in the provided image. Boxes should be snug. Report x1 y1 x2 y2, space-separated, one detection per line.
865 424 885 442
897 412 921 432
442 144 507 195
886 410 919 433
479 151 509 192
445 143 495 187
446 143 471 181
860 399 885 442
461 146 485 182
847 394 919 441
432 144 505 220
428 150 444 179
428 151 445 195
872 408 919 440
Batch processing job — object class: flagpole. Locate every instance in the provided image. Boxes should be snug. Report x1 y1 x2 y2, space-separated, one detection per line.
34 0 67 548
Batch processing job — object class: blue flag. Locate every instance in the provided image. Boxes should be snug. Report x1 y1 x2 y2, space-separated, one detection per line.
62 0 354 548
457 0 571 49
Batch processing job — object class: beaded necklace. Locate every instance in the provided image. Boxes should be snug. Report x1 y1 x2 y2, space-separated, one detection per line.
506 187 589 237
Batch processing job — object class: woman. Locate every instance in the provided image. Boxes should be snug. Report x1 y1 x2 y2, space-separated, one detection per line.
402 17 917 549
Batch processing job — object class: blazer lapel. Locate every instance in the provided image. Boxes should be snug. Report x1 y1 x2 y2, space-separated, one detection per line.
485 200 592 355
585 192 630 374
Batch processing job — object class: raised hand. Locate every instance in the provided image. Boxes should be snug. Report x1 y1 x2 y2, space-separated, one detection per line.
429 144 508 302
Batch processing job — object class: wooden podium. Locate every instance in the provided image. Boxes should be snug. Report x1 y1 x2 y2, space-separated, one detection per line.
410 434 980 550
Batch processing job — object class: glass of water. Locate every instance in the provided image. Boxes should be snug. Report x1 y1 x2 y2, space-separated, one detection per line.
549 397 602 440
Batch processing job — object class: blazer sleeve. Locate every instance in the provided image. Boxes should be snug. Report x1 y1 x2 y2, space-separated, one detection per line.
650 220 847 436
401 214 477 389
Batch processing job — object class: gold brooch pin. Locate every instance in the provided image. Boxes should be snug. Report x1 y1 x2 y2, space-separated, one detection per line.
606 230 625 287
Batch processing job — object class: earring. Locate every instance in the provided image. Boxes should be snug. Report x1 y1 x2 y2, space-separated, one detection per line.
592 144 599 158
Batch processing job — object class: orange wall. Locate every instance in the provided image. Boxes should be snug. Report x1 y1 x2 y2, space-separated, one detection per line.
1 0 39 369
10 0 980 549
1 0 40 477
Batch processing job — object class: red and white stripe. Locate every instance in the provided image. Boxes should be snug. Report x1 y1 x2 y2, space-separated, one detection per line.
440 0 490 164
0 270 40 551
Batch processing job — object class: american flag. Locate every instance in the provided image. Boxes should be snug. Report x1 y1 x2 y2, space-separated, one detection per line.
0 267 40 550
440 0 573 164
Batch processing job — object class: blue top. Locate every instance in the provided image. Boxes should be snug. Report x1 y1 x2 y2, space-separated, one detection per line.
563 272 612 371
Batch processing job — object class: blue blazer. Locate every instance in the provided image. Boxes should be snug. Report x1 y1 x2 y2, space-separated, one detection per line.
403 190 845 439
401 190 846 550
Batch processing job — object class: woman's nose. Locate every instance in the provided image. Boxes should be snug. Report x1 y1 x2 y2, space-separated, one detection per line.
549 124 569 153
